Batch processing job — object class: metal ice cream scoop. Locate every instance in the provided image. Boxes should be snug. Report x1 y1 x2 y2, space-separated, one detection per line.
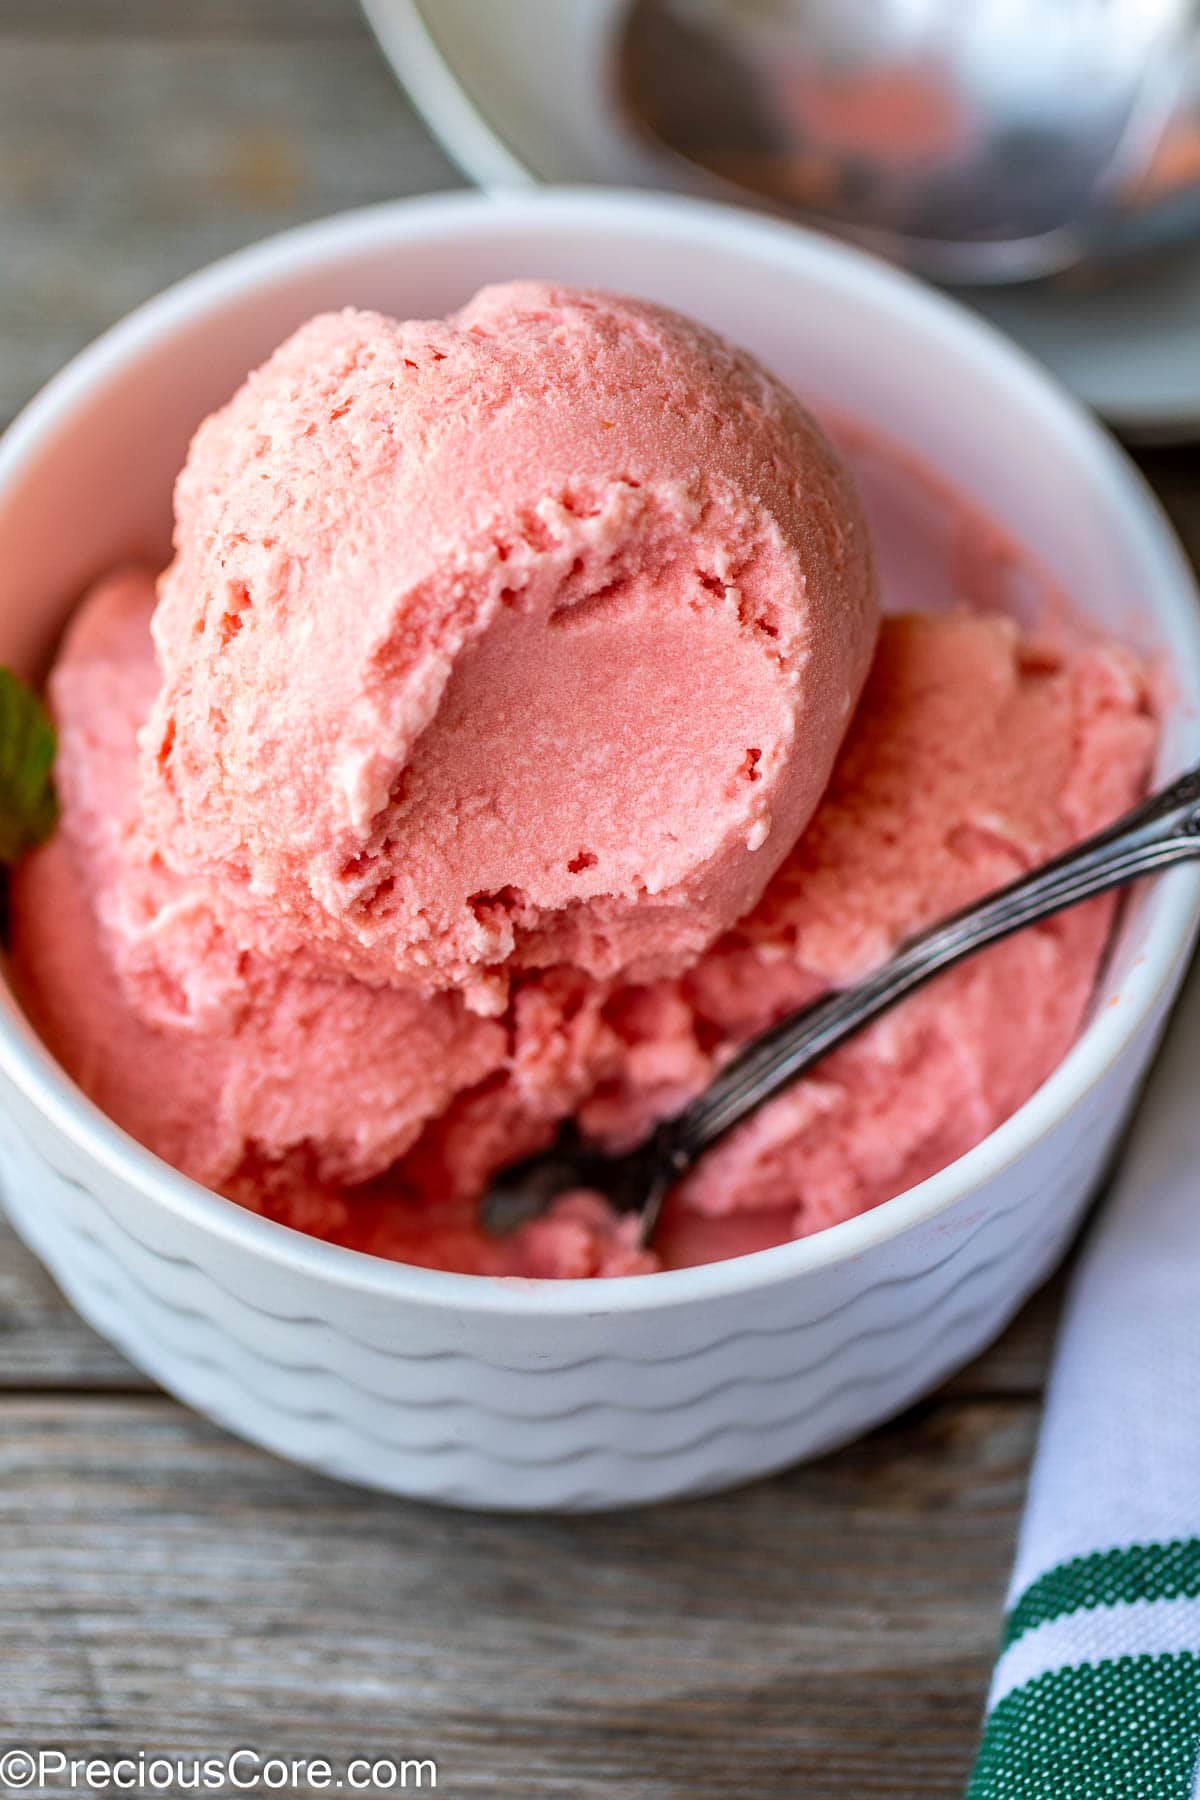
481 762 1200 1247
619 0 1200 283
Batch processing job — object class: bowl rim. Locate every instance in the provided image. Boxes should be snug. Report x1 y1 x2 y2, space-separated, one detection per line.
2 183 1198 1319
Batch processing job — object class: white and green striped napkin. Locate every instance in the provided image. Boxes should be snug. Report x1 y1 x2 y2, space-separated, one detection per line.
969 951 1200 1798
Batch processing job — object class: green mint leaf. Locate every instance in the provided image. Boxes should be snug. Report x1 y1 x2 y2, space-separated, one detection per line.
0 667 57 865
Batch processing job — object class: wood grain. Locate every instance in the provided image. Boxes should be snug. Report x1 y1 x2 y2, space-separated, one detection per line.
0 0 357 37
0 0 1184 1794
0 1394 1034 1798
0 25 457 425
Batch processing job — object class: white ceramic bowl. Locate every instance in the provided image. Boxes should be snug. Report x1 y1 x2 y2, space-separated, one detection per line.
0 189 1197 1511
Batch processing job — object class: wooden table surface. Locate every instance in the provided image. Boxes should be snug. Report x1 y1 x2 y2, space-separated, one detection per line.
2 4 1197 1795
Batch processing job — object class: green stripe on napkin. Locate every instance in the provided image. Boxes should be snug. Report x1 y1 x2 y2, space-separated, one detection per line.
969 1650 1200 1799
1003 1539 1200 1649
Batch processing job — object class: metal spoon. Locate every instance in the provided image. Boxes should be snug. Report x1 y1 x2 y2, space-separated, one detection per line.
481 762 1200 1247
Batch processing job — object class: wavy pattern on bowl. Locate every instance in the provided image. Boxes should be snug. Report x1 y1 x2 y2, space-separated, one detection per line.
0 1101 1093 1508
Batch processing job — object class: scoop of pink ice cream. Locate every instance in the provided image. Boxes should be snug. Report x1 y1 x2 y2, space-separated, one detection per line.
140 282 878 1008
11 583 1156 1277
477 611 1157 1265
11 571 506 1209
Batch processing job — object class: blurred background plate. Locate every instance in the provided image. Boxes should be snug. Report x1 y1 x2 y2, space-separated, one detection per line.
360 0 1200 440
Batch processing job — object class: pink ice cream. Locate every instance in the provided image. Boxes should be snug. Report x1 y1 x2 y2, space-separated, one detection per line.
11 574 1155 1277
13 571 506 1222
535 613 1156 1264
139 284 878 1010
340 610 1155 1272
6 286 1160 1279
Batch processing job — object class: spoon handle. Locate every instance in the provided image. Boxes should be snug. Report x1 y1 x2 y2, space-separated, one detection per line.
665 764 1200 1169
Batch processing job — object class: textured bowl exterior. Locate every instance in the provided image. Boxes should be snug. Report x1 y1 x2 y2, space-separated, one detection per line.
0 979 1176 1510
1 190 1198 1510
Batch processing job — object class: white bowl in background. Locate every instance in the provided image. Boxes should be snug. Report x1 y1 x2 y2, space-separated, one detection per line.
0 188 1197 1510
360 0 1200 438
